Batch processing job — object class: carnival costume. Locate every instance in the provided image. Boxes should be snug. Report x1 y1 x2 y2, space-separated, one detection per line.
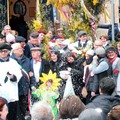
32 70 61 120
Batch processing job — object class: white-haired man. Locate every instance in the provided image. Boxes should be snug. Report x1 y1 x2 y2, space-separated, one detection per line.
31 101 53 120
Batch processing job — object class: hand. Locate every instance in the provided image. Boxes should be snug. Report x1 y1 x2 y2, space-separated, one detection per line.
91 91 95 97
7 72 14 79
67 67 72 72
7 72 17 82
31 86 36 91
50 92 56 97
93 55 98 60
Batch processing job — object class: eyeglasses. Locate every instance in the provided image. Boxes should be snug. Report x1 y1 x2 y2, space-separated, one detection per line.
0 49 9 53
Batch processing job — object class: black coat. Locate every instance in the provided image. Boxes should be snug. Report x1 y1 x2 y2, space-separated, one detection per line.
85 67 99 93
64 58 84 97
11 53 36 95
49 58 67 76
30 58 50 87
87 95 120 120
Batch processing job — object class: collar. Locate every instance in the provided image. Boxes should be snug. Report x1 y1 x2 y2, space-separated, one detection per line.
0 57 10 62
34 58 42 64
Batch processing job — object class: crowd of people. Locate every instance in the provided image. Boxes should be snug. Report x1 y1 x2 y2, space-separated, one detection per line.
0 24 120 120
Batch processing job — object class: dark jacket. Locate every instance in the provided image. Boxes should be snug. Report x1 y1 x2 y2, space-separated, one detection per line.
11 53 36 95
85 67 94 92
92 58 109 92
30 58 50 86
87 95 120 120
24 44 31 59
65 58 84 97
49 54 67 77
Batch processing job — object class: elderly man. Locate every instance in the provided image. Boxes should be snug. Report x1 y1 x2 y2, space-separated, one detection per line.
91 47 109 97
2 25 11 36
15 36 31 58
26 32 40 59
93 40 103 50
30 47 50 87
11 43 36 119
0 43 22 120
31 101 53 120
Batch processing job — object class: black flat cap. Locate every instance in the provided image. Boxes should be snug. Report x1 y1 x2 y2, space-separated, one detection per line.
30 32 39 38
78 30 87 37
15 36 26 42
0 43 12 50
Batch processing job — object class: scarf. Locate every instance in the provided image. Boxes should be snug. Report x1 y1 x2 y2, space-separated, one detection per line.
108 53 118 64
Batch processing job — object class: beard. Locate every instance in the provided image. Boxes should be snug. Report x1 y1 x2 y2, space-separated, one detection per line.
86 57 93 65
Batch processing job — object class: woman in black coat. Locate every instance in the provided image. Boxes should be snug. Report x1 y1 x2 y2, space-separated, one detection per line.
49 51 67 101
64 52 84 100
49 50 67 76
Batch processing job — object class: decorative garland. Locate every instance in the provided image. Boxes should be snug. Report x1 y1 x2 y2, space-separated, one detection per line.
46 0 109 39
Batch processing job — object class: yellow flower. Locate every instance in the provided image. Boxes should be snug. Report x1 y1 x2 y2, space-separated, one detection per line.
39 70 61 91
33 20 43 31
93 0 99 5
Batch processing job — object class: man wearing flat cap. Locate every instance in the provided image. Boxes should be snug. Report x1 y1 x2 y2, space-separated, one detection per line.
26 32 40 59
30 47 50 86
16 36 31 58
30 47 50 103
0 43 23 120
68 30 93 53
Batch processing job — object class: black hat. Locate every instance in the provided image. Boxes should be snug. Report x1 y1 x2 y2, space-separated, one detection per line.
78 30 87 37
0 34 4 39
30 32 39 38
106 46 117 53
0 43 12 50
15 36 26 42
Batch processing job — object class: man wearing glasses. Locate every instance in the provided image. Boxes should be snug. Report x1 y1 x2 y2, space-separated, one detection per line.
0 43 23 120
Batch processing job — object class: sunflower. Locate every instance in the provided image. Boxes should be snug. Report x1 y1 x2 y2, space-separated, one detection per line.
39 70 61 91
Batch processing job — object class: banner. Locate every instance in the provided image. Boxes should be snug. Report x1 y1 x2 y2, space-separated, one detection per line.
0 0 8 32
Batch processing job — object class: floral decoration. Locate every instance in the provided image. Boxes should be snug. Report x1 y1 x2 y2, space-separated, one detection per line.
46 0 109 39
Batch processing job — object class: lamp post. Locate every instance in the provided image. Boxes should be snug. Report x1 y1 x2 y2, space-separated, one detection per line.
111 0 115 42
